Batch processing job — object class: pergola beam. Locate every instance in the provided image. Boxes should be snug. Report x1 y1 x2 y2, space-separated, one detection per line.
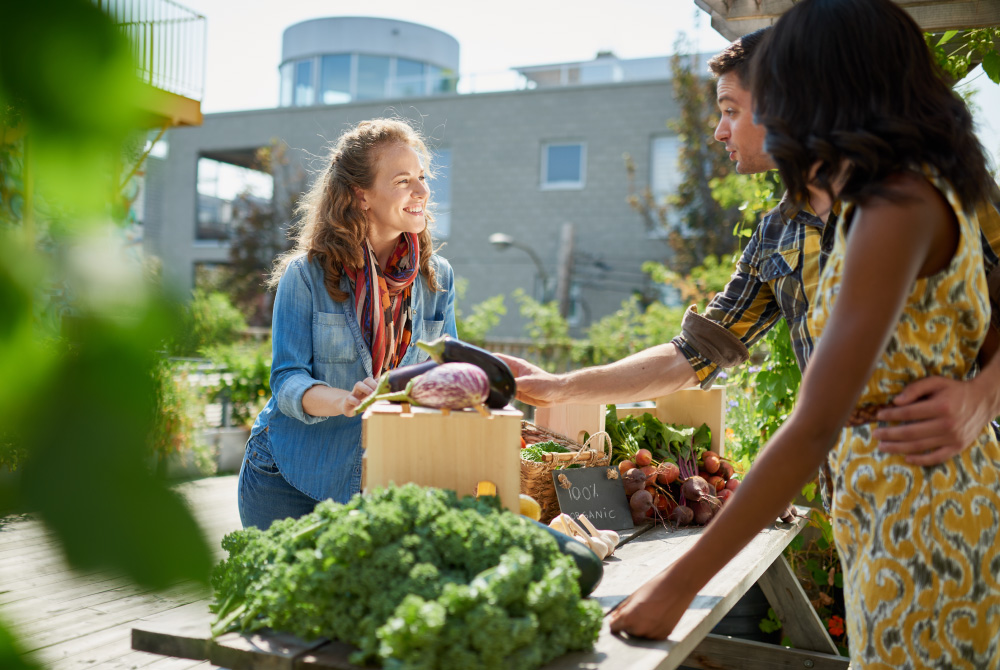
695 0 1000 41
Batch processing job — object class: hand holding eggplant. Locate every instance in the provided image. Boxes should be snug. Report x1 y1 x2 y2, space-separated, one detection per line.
342 378 379 417
417 336 516 408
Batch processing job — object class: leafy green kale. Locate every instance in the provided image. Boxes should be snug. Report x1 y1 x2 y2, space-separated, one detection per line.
210 484 603 669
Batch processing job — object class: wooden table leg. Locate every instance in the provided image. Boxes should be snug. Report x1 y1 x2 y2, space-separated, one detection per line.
756 554 840 655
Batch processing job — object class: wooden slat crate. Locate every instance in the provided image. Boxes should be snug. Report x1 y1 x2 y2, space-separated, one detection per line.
362 403 523 513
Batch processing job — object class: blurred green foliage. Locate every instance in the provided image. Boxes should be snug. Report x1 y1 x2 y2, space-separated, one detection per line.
171 288 249 357
204 340 273 427
1 1 214 666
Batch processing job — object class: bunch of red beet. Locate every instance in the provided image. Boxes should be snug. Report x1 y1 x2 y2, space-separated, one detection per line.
619 447 739 527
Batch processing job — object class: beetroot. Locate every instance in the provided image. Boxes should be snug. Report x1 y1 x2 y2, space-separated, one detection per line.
680 476 713 503
725 477 740 492
656 462 679 486
634 448 653 467
623 468 647 496
688 499 714 525
629 489 653 514
718 460 734 480
669 504 694 526
701 451 721 474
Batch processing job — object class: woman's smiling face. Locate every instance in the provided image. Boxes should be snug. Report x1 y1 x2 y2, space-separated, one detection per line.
359 142 429 240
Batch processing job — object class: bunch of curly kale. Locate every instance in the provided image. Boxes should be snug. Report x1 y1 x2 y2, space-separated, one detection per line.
210 484 604 670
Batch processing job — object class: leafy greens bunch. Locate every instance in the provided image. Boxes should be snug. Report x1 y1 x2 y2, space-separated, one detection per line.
604 405 711 467
210 484 603 670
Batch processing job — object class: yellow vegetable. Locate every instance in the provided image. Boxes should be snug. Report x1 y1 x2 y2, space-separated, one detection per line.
519 494 542 521
475 480 497 497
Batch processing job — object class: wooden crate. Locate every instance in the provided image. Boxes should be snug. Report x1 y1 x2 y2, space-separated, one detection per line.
362 403 524 513
533 403 606 445
616 385 727 455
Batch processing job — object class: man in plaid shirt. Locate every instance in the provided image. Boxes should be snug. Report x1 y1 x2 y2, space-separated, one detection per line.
499 28 1000 466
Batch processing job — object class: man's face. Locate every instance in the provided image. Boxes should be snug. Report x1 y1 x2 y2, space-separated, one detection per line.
714 73 774 174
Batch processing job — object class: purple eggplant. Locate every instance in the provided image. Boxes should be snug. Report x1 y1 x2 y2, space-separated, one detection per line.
357 362 489 412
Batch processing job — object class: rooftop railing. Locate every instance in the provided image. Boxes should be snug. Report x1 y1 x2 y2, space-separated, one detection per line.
98 0 206 101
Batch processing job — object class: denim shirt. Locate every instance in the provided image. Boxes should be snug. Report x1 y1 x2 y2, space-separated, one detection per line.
249 253 457 502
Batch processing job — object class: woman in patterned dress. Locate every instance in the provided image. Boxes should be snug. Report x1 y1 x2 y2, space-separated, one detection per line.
609 1 1000 667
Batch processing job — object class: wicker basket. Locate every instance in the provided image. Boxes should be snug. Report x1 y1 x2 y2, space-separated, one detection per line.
520 421 612 523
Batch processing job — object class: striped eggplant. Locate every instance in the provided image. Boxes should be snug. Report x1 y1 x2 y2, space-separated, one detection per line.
416 335 516 409
356 362 489 412
406 362 490 409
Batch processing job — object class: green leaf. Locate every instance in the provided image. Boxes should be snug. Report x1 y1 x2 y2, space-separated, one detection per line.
0 620 39 670
982 50 1000 84
17 307 213 589
800 481 817 502
758 607 782 634
936 30 959 46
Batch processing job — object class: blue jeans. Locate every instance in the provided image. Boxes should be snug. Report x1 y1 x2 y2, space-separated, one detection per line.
238 429 319 529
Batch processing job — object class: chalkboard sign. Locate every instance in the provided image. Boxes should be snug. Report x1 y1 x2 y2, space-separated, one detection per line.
551 467 634 531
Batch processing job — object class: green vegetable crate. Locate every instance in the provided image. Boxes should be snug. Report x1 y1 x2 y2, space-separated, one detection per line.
362 402 524 513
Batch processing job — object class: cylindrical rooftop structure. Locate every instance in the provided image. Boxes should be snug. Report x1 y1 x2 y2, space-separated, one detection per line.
278 17 460 107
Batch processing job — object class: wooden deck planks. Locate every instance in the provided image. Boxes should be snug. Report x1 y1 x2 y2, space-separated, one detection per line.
0 474 241 670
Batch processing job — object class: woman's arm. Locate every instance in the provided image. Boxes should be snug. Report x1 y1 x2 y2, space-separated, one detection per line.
608 177 946 639
270 261 376 422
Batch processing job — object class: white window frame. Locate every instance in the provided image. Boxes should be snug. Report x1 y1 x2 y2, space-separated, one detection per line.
540 142 586 190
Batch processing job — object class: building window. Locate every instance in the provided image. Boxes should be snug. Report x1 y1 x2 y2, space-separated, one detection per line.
356 55 391 101
393 58 426 98
430 148 452 239
280 62 293 106
196 157 274 242
541 142 586 190
294 59 314 106
650 135 682 233
320 54 352 104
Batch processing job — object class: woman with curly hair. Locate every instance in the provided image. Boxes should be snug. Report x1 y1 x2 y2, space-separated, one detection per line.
609 1 1000 667
238 118 456 530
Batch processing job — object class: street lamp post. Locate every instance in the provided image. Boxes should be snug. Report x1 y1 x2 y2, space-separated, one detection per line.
488 232 550 302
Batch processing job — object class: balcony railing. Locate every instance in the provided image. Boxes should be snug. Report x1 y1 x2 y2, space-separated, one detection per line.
98 0 206 102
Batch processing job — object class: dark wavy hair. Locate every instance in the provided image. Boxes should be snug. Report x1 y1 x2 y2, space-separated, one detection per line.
707 27 771 87
750 0 993 209
268 118 441 301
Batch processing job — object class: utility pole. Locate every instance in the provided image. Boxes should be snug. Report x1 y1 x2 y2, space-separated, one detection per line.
555 221 574 318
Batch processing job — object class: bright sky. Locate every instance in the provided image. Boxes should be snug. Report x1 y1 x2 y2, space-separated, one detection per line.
181 0 729 113
180 0 1000 169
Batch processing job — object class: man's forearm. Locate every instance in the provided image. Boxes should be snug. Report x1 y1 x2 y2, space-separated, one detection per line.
558 343 700 405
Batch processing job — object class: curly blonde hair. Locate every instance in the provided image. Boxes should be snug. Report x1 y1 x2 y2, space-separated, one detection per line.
269 118 440 301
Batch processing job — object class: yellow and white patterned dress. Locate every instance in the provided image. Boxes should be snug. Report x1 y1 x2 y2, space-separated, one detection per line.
808 170 1000 670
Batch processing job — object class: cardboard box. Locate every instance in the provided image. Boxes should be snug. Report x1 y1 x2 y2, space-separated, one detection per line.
362 403 524 512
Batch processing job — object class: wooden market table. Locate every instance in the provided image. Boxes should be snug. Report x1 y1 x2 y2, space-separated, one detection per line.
131 510 849 670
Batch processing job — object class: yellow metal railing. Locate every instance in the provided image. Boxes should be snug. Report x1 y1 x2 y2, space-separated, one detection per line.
98 0 206 102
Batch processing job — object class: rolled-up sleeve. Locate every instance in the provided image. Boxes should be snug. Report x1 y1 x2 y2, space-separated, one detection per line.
270 260 331 424
671 227 782 388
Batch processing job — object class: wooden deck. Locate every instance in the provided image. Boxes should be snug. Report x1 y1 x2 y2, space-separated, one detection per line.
0 475 242 670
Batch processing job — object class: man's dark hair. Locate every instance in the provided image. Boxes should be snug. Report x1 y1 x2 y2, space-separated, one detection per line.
752 0 992 209
707 27 771 85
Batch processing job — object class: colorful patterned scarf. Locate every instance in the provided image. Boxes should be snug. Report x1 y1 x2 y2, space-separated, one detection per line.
345 233 420 378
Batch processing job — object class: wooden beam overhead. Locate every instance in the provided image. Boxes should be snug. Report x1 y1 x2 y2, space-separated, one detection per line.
695 0 1000 41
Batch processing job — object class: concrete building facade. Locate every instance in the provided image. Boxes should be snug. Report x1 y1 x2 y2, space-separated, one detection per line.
143 18 693 338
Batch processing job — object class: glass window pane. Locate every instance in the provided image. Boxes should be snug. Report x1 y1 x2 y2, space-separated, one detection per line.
545 144 583 184
650 135 681 201
279 62 293 107
321 54 352 104
430 148 451 238
428 65 457 94
294 59 314 106
356 55 391 101
392 58 425 98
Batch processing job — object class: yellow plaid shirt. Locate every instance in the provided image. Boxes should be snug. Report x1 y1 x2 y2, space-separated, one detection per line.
674 187 1000 387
